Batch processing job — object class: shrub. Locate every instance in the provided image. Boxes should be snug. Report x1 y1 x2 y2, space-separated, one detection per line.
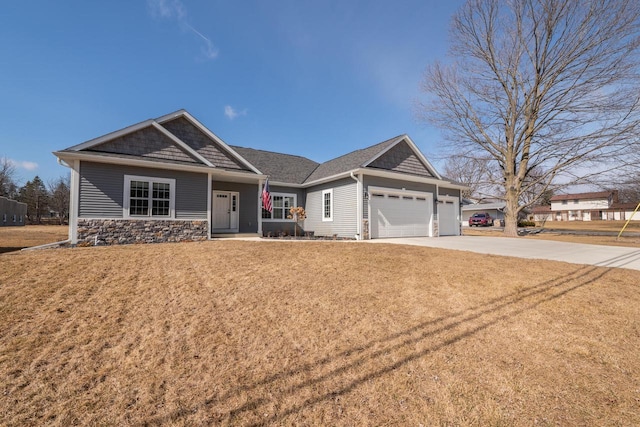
518 220 536 227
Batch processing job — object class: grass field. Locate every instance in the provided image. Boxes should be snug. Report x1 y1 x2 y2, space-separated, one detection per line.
464 220 640 247
538 219 640 232
1 240 639 425
0 225 68 253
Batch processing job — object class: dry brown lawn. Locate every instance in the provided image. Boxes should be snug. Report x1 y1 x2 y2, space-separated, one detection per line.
464 222 640 248
1 240 639 426
0 225 68 253
538 220 640 233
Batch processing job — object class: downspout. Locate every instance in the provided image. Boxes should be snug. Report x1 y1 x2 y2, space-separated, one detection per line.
257 178 264 237
350 172 362 240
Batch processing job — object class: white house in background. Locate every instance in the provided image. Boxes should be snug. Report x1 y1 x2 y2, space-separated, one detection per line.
461 202 505 226
542 191 640 221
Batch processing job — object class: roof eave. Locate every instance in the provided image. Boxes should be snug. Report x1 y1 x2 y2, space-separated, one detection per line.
63 119 156 151
302 167 468 190
53 150 266 180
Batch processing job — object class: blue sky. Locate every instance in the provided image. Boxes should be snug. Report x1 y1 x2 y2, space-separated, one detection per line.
0 0 463 185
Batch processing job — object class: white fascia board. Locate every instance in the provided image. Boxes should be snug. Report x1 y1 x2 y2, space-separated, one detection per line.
54 150 214 175
64 119 156 151
303 168 466 190
362 134 443 180
150 122 215 167
268 181 305 188
54 150 267 182
157 110 262 175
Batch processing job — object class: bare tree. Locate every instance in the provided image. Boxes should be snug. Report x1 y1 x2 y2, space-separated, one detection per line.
0 156 19 199
420 0 640 236
442 153 500 200
48 175 70 225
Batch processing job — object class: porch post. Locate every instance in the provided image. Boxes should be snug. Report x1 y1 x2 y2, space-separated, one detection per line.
257 178 264 236
69 160 80 244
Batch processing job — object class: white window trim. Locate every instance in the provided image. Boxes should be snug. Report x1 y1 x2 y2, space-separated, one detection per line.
123 175 176 219
322 189 333 222
262 192 297 222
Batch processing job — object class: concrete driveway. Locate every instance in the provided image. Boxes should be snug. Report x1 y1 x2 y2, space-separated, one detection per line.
369 236 640 271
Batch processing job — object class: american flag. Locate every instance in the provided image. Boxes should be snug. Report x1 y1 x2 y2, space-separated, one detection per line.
262 178 272 213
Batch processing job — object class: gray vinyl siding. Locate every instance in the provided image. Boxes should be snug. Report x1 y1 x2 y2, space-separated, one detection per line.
304 178 357 238
362 176 437 220
78 161 208 219
212 181 260 233
438 187 461 199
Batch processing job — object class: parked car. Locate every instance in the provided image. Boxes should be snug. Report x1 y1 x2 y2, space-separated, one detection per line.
468 212 494 227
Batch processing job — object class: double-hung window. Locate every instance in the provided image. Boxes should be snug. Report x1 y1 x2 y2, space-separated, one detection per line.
322 189 333 221
262 193 296 220
124 175 175 219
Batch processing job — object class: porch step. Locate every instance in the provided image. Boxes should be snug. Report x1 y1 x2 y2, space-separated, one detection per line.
211 233 261 239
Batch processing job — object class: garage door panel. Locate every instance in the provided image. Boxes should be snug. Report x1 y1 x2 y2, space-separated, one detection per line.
370 191 432 238
439 198 459 236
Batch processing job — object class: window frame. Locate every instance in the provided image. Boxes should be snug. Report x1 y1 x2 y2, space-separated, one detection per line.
322 189 333 222
262 192 297 222
123 175 176 219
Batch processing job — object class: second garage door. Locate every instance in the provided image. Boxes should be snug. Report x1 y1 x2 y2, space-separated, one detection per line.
369 188 433 238
438 197 460 236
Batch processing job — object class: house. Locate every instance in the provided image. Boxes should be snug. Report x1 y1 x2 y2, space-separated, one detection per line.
531 205 552 223
0 196 26 227
461 202 505 226
53 110 466 245
541 191 640 221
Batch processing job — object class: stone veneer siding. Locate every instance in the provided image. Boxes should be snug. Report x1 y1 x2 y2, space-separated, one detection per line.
77 219 209 245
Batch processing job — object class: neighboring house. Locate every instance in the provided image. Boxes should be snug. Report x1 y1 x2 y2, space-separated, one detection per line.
54 110 466 245
461 202 505 226
531 205 552 223
542 191 640 221
0 196 26 227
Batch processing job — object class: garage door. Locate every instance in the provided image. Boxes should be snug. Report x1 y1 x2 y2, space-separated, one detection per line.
369 189 432 238
438 198 460 236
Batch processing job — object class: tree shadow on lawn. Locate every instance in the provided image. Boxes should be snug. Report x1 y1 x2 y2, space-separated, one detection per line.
147 256 624 425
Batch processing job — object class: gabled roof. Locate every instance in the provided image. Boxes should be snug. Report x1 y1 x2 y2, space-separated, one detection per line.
230 146 319 184
303 134 441 184
58 110 260 174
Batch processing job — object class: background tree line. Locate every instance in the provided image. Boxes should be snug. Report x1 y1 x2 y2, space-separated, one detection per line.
1 157 70 225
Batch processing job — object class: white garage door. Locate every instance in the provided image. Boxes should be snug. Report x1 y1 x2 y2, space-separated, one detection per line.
438 197 460 236
369 189 433 238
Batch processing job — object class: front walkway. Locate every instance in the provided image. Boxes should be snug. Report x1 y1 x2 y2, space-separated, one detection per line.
368 236 640 271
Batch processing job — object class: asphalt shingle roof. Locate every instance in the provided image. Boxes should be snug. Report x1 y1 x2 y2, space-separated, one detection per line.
230 146 319 184
303 135 405 183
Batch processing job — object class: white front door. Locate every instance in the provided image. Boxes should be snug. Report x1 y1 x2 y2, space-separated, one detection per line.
213 191 239 232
